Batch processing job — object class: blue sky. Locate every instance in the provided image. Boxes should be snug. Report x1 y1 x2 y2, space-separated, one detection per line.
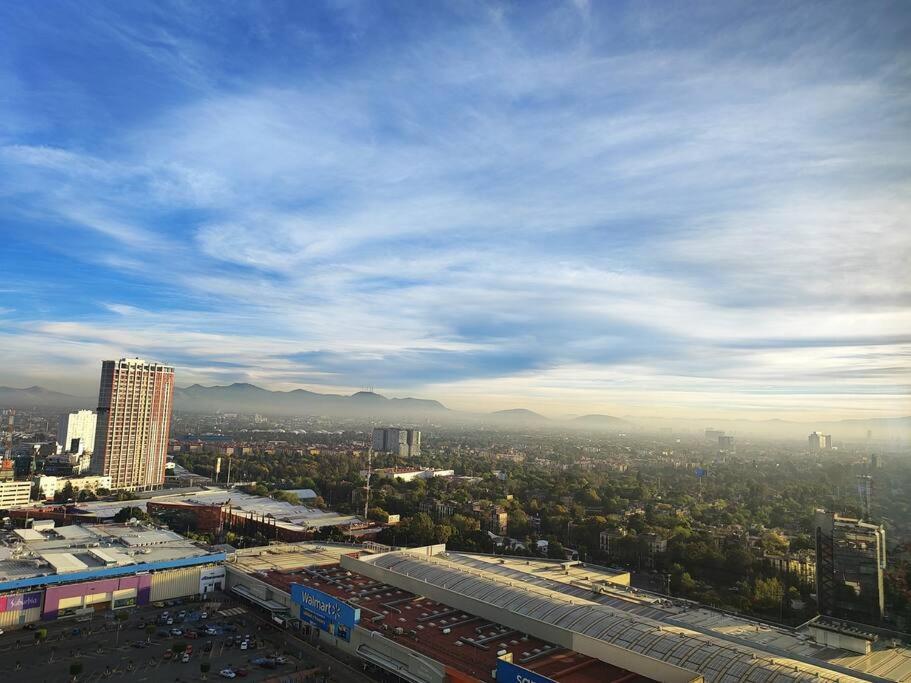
1 0 909 419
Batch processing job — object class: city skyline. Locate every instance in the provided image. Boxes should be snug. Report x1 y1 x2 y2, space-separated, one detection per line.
1 1 909 421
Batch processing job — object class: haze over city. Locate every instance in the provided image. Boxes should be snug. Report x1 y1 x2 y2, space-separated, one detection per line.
1 1 909 423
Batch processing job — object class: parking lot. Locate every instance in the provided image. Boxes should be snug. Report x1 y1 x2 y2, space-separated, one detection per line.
0 597 316 682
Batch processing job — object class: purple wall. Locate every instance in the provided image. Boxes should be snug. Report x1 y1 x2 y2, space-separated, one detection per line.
42 574 152 619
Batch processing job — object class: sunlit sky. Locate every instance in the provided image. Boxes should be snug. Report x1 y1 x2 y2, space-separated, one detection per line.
1 1 909 420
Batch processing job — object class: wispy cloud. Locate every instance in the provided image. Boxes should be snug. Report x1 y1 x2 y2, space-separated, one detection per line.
0 0 908 419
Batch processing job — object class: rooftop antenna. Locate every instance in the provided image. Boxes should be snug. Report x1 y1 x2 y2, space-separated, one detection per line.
363 447 373 519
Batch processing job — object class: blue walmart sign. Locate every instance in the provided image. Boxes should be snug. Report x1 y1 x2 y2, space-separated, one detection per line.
290 584 360 640
496 659 556 683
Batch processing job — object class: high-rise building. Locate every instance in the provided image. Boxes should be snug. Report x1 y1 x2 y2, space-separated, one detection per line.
57 409 97 455
718 435 735 452
808 431 832 451
371 427 421 458
814 509 885 624
91 358 174 491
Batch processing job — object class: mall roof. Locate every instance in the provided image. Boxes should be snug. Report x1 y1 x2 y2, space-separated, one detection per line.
349 549 877 683
0 523 222 590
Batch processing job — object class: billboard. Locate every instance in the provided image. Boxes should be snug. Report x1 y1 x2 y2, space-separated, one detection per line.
496 659 556 683
0 591 42 612
290 584 359 641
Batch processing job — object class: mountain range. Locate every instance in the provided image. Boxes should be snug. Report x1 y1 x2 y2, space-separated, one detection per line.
0 383 907 439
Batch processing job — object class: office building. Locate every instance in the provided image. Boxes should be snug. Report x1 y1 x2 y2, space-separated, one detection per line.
33 474 112 501
718 435 735 451
57 409 97 455
371 427 421 458
809 431 832 451
815 509 886 623
91 358 174 491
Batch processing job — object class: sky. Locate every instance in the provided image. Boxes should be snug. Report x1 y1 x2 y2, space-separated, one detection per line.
0 0 909 420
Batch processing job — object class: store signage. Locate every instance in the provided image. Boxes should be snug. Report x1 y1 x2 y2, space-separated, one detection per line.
290 584 359 640
199 566 226 594
496 659 556 683
0 592 42 612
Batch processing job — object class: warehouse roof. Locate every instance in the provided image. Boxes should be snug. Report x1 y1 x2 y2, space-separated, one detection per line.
353 549 876 683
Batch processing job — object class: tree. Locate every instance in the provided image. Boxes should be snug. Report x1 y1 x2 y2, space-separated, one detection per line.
69 661 83 680
172 641 187 654
367 507 389 523
34 627 47 643
113 506 150 523
403 513 435 546
145 624 155 641
754 577 784 611
200 662 211 679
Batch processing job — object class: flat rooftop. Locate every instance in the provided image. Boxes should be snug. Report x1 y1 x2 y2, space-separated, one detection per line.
0 523 218 587
253 552 650 683
65 487 362 531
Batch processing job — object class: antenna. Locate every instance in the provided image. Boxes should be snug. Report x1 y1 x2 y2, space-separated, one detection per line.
363 447 373 519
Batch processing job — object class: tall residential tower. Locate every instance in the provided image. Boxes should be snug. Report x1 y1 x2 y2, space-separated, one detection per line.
91 358 174 490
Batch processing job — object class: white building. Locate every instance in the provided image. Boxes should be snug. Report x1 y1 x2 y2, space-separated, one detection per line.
0 481 32 508
363 467 453 483
57 410 97 455
33 475 113 500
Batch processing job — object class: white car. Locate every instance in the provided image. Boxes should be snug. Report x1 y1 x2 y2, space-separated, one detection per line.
200 612 208 620
240 641 248 650
219 669 236 679
182 653 190 663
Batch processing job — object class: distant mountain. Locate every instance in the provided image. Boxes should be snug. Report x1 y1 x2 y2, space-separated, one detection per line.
173 383 448 418
0 385 91 409
572 414 629 429
489 408 548 422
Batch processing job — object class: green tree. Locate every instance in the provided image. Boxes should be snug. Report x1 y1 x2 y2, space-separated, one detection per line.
113 506 150 523
367 507 389 523
754 577 784 611
69 661 83 680
200 662 211 679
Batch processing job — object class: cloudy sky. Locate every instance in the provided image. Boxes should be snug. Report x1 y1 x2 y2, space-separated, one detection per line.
1 1 909 419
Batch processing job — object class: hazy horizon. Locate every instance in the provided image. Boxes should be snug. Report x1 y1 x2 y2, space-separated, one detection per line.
1 1 909 423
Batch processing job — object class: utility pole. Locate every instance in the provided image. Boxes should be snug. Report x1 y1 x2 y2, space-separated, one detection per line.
363 448 373 519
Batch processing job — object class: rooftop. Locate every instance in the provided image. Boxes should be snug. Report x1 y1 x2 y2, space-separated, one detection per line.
244 544 649 683
0 523 219 589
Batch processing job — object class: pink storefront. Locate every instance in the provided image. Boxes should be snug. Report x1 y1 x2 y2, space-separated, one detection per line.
42 574 152 620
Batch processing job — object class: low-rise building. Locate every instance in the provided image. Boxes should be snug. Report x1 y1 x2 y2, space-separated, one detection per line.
33 475 112 501
0 480 32 508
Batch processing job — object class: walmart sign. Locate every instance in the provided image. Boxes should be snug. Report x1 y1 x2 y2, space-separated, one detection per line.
290 584 359 641
496 659 556 683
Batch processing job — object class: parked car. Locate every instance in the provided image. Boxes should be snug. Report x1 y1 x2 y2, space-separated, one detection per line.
182 653 191 663
170 628 183 637
219 669 236 679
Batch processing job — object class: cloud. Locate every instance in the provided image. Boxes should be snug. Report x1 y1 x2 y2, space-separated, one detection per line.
0 0 908 419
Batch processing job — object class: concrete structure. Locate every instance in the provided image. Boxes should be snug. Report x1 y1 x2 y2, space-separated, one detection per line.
57 409 97 455
33 474 112 501
371 427 421 458
815 510 886 623
0 480 31 508
717 435 735 452
91 358 175 491
0 523 224 627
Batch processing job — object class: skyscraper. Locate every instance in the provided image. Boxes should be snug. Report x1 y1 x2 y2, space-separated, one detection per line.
808 431 831 451
371 427 421 458
815 509 886 623
91 358 174 490
57 409 97 455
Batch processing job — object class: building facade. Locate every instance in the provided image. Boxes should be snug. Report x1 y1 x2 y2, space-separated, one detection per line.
91 358 174 491
371 427 421 458
809 432 832 451
0 480 32 508
33 475 112 501
815 509 886 623
57 410 97 455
